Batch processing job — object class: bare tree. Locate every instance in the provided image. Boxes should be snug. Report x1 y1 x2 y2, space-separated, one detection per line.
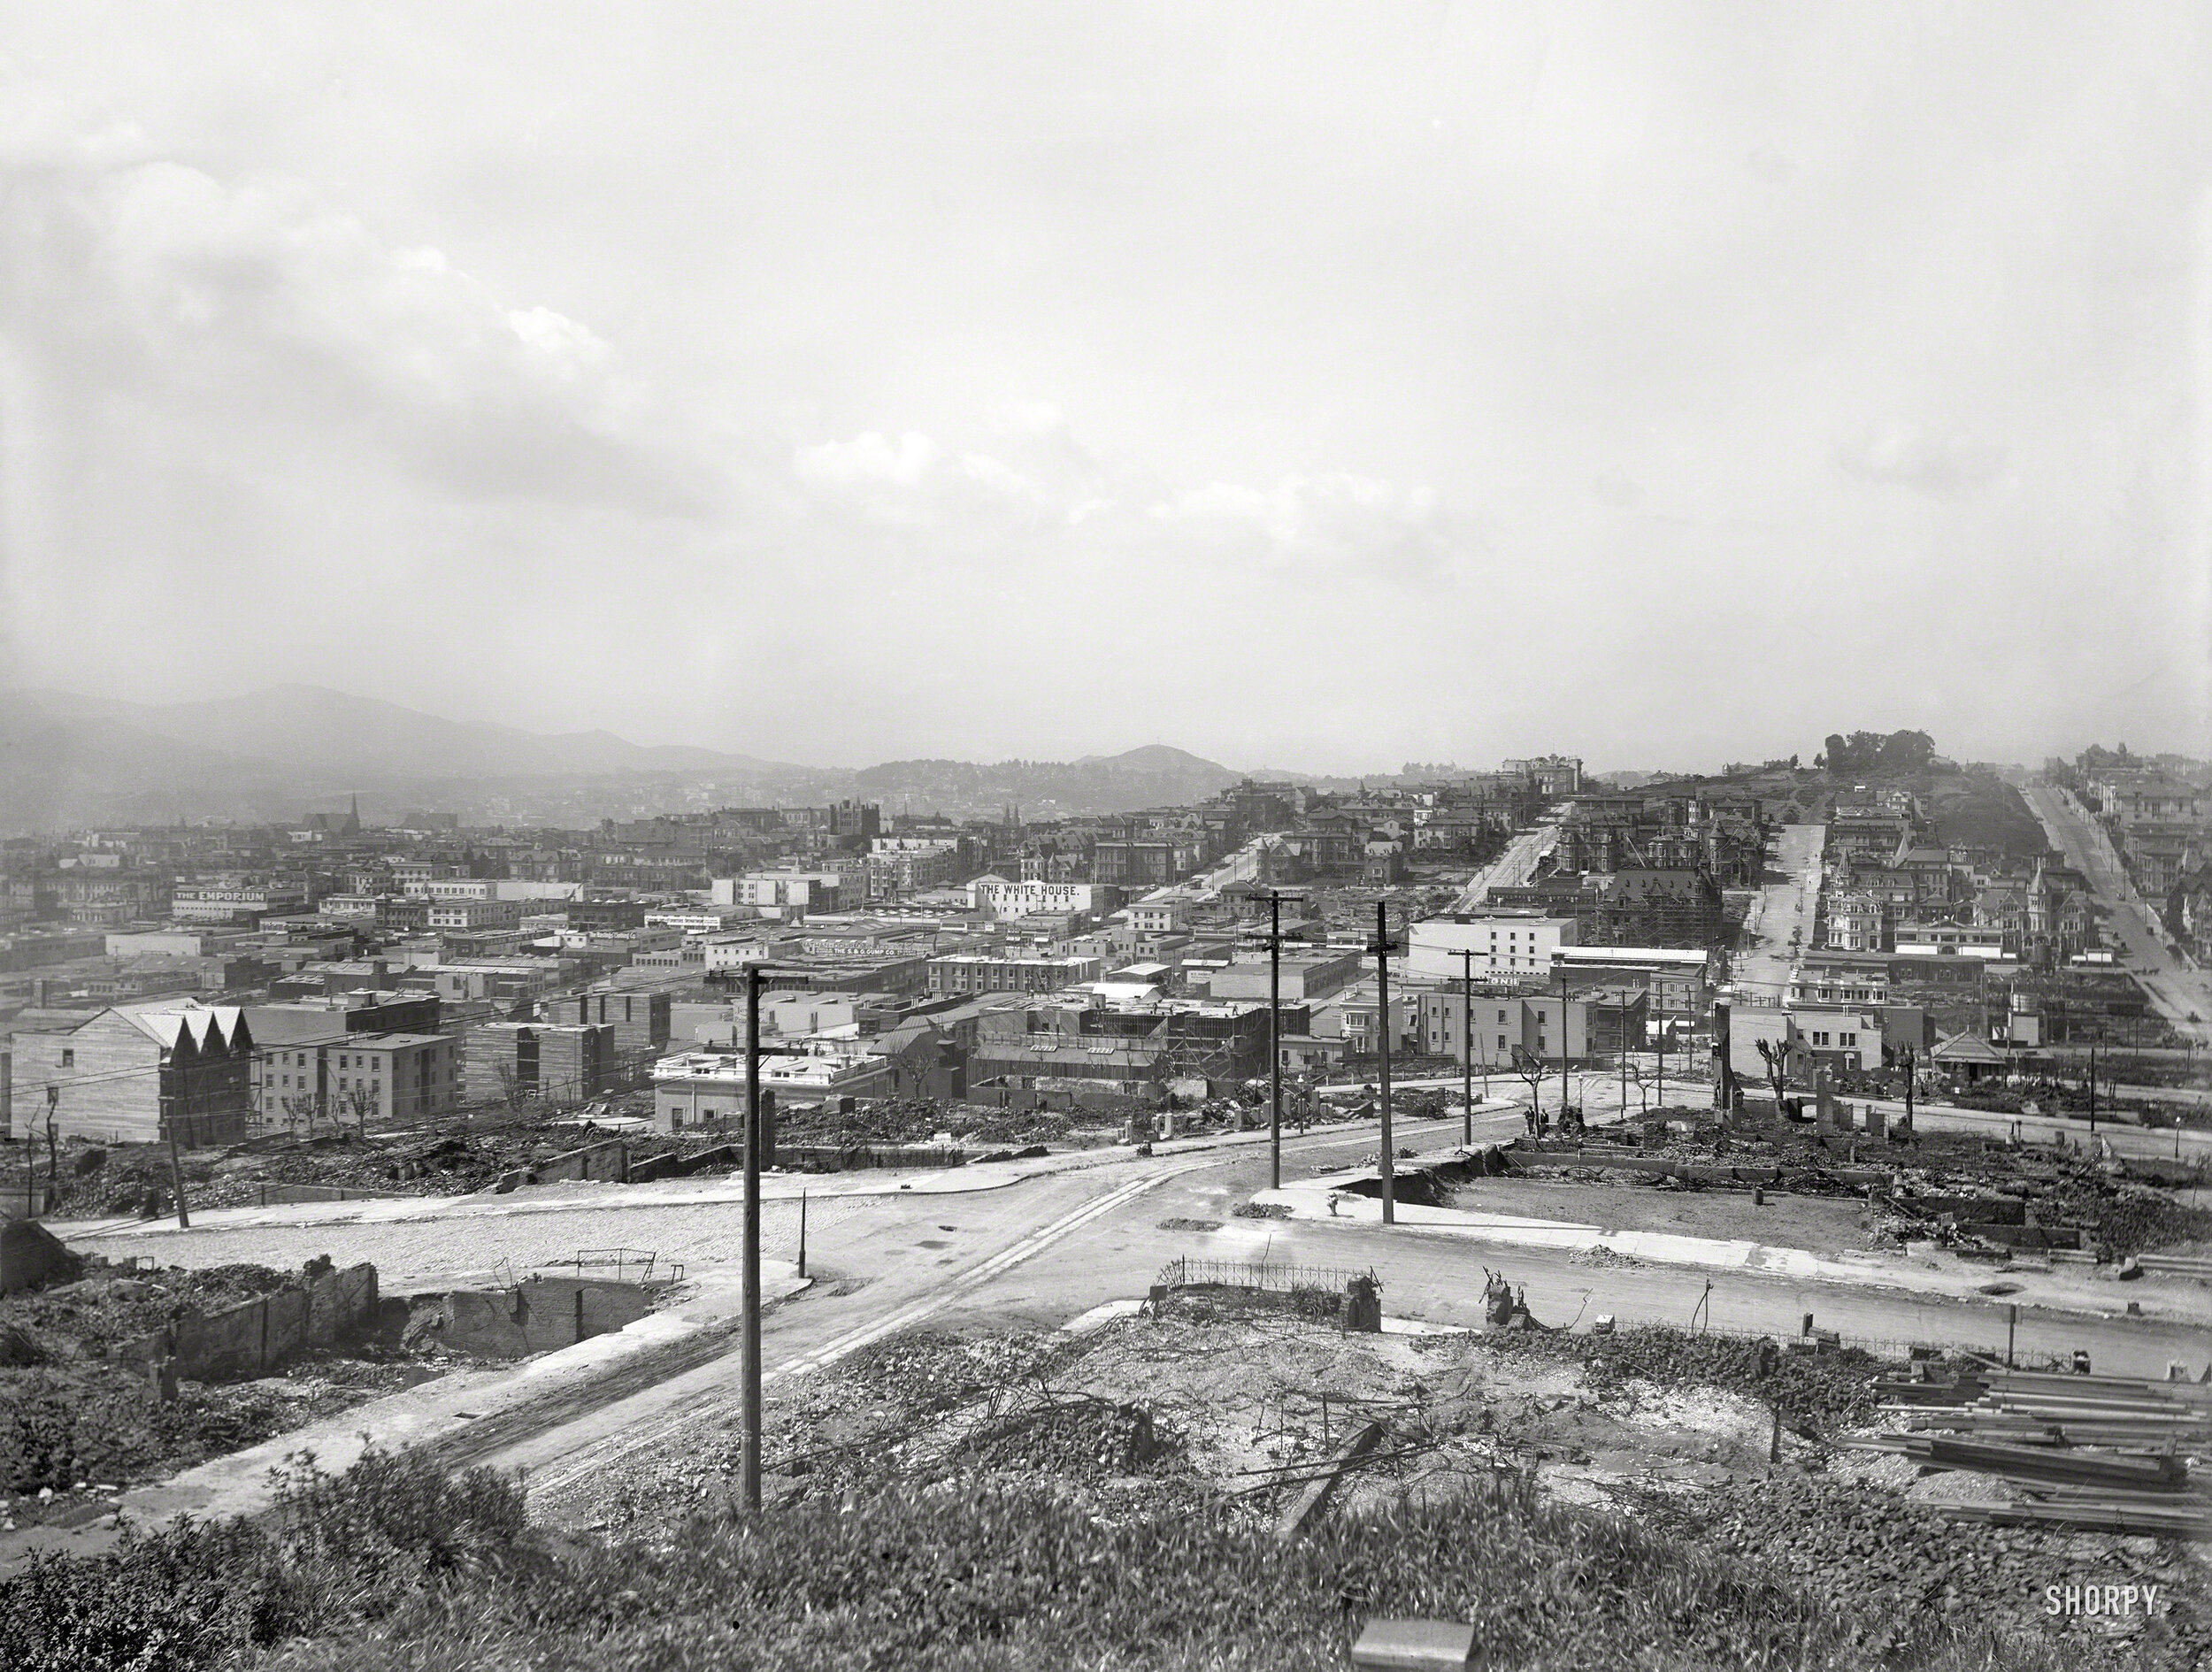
340 1084 379 1137
1509 1046 1548 1137
1755 1037 1793 1110
280 1093 319 1139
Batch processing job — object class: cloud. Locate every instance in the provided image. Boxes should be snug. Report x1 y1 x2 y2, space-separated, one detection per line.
792 425 1078 533
2 115 705 518
795 430 941 491
1148 472 1476 581
1834 420 2007 495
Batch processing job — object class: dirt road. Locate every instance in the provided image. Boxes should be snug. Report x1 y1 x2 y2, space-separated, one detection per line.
1732 822 1825 1002
1451 817 1563 911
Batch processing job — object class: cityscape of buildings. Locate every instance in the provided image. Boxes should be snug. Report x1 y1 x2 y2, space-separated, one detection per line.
6 740 2207 1151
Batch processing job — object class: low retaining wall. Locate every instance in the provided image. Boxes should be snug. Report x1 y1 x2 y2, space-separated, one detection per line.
112 1262 380 1382
256 1183 403 1206
405 1276 660 1359
780 1143 968 1172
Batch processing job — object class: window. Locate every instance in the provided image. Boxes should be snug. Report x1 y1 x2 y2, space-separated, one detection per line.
60 1048 74 1067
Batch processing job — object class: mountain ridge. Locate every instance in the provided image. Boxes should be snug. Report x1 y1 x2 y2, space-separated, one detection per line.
0 686 1279 831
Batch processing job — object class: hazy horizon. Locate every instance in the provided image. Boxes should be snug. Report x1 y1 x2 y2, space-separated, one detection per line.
4 4 2208 777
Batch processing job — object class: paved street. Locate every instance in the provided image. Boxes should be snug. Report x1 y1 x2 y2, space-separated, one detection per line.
2024 782 2212 1047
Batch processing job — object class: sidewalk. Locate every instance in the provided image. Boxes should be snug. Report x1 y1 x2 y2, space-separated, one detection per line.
51 1109 1522 1246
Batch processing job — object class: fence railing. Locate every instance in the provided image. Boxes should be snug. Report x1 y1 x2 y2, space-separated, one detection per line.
1156 1255 1369 1295
564 1247 661 1282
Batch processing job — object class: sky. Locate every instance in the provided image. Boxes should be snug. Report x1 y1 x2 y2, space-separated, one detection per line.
2 1 2208 775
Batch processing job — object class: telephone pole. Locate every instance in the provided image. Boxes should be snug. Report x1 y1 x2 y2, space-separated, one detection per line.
1263 889 1304 1190
157 1076 190 1229
1620 995 1631 1123
1373 901 1398 1224
1458 948 1476 1146
741 963 767 1513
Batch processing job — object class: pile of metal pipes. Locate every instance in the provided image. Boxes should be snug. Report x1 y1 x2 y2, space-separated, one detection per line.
1859 1362 2212 1538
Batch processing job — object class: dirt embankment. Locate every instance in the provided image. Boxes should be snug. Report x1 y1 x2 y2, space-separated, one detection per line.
559 1313 2203 1668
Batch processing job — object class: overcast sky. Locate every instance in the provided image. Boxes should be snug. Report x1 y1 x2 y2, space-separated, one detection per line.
3 3 2208 774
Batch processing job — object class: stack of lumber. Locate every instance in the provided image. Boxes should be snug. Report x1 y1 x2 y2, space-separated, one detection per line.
1860 1363 2212 1538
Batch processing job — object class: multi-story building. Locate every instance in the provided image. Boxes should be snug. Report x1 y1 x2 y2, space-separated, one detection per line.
1504 755 1584 798
862 840 961 901
1785 955 1891 1008
426 899 526 932
1893 920 2007 959
463 1021 618 1105
717 871 847 915
925 954 1103 996
968 877 1103 918
323 1033 460 1125
1548 946 1711 1021
424 878 496 901
172 885 309 924
540 987 671 1062
649 1042 890 1132
1824 891 1889 953
1091 840 1199 889
1125 900 1187 936
1407 912 1578 982
1411 989 1641 1066
1206 947 1364 1005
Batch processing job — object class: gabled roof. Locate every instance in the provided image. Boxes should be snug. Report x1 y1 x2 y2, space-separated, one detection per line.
1931 1031 2008 1065
113 1001 251 1055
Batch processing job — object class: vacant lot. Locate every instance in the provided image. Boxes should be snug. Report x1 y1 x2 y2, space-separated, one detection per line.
1444 1175 1883 1256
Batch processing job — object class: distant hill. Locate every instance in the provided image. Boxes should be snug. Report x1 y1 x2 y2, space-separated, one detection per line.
0 686 816 834
0 687 1270 832
0 692 296 832
29 685 800 780
855 746 1243 816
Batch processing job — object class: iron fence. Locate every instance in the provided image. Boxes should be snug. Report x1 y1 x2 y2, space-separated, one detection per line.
565 1246 661 1282
1156 1255 1370 1295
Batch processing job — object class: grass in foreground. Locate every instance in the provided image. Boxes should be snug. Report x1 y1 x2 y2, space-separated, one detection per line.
3 1441 2119 1672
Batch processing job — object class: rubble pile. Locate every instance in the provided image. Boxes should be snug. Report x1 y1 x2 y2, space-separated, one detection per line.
1671 1474 2208 1660
0 1259 445 1519
1 1262 296 1357
1502 1122 2211 1261
956 1395 1180 1480
1472 1323 1884 1425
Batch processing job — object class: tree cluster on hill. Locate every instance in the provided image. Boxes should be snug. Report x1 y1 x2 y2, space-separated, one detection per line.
1817 729 1935 776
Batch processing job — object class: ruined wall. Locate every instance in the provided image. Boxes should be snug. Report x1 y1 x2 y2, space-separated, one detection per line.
256 1183 401 1206
0 1219 83 1295
113 1262 379 1381
408 1276 657 1360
